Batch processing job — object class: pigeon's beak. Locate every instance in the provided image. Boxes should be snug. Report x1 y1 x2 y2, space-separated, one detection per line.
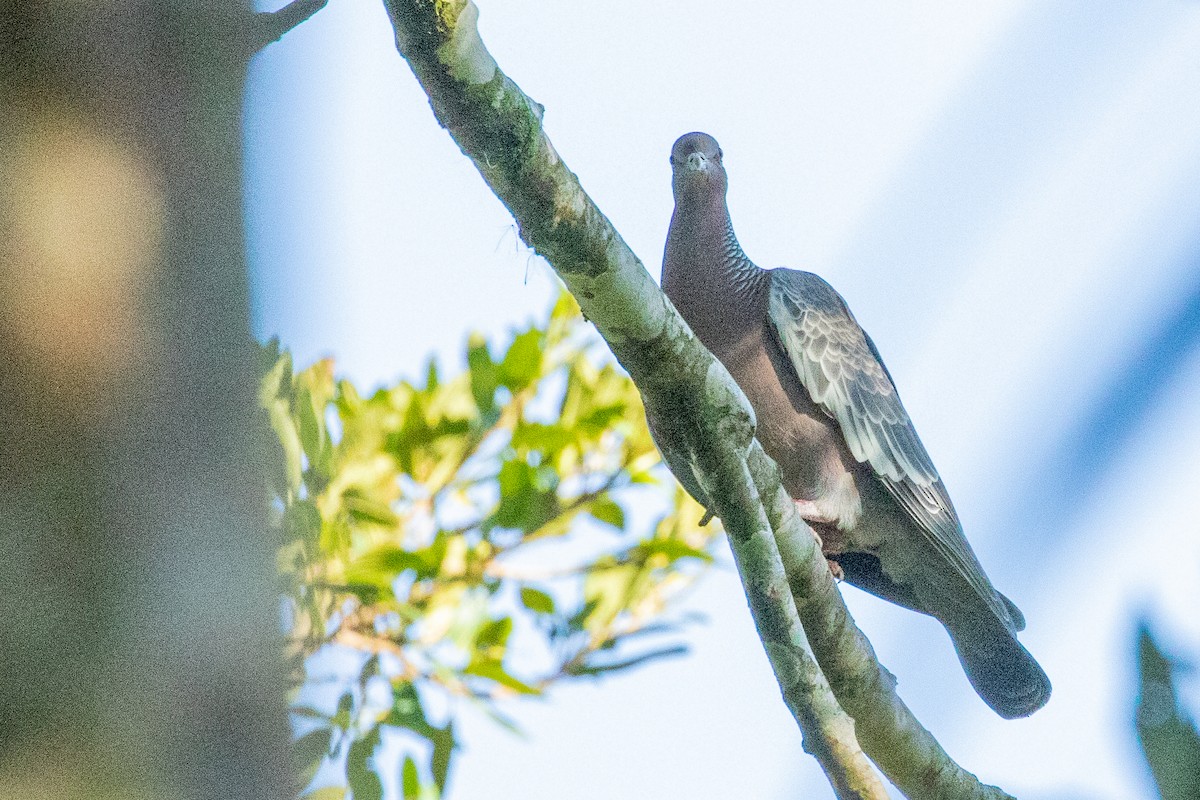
685 151 709 172
671 144 724 200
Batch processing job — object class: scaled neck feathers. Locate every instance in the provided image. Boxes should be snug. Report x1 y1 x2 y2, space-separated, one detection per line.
716 216 761 299
664 194 765 307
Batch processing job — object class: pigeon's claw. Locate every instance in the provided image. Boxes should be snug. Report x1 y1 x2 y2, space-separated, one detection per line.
826 557 845 581
803 524 845 580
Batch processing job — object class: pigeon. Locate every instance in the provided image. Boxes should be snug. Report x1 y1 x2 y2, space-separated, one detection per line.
654 131 1050 718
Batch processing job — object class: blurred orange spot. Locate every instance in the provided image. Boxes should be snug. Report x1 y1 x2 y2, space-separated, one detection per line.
2 109 164 410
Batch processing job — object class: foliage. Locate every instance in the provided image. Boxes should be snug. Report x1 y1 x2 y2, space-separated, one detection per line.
259 293 717 799
1135 620 1200 800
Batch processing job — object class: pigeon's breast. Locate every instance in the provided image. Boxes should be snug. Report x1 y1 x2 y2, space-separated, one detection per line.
716 327 865 515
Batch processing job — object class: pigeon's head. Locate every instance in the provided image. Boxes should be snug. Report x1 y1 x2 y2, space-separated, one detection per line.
670 132 727 202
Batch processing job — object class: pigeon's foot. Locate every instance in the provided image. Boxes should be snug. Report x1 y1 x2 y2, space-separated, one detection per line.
826 557 844 581
803 523 844 581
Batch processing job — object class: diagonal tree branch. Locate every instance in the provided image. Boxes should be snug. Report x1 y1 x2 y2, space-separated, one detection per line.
377 2 1014 798
680 403 889 799
748 445 1011 798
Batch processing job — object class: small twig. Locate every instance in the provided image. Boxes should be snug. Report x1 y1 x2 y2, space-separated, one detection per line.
332 628 422 682
250 0 327 52
484 561 588 581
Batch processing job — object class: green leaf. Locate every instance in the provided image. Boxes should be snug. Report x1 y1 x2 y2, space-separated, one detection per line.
347 726 383 800
466 334 498 410
510 420 572 456
519 587 555 615
346 545 431 586
337 378 362 412
635 538 713 564
262 371 304 493
343 490 400 528
302 788 348 800
258 359 308 494
566 597 601 632
340 582 381 605
429 720 455 791
588 497 625 530
258 345 292 404
269 296 724 800
550 290 580 321
493 459 559 533
464 657 540 695
258 337 282 372
386 682 428 731
290 706 330 722
576 402 628 435
333 692 354 729
1136 620 1200 800
496 458 533 496
292 727 333 789
384 684 457 791
499 328 543 391
296 385 324 463
361 654 381 681
580 561 636 631
285 499 322 549
475 616 513 651
401 756 419 800
320 517 352 559
425 357 440 390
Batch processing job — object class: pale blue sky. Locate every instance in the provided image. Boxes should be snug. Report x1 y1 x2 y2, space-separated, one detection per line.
246 2 1200 797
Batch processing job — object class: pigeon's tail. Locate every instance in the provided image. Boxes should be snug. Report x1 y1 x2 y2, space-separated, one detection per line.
950 623 1052 719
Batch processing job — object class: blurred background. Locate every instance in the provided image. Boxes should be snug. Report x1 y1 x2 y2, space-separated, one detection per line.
246 1 1200 797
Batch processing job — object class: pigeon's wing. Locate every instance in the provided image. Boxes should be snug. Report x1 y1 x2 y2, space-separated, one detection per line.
767 268 1018 628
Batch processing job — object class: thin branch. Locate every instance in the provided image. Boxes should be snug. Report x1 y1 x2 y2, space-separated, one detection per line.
333 628 422 683
376 2 1013 798
251 0 328 52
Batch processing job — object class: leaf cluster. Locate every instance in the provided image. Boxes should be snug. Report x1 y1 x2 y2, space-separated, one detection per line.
260 294 717 799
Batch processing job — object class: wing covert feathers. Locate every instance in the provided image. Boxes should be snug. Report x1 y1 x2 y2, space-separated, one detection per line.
767 269 1016 629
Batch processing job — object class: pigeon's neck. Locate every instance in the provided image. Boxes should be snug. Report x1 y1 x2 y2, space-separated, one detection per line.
667 197 760 287
663 194 767 340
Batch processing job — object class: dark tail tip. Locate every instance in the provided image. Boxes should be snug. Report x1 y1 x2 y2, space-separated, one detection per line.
953 627 1052 718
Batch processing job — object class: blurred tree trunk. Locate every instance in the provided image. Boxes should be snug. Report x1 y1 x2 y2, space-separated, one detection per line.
0 3 291 798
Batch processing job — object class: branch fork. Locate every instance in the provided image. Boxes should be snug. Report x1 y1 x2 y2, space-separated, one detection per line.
379 2 1016 798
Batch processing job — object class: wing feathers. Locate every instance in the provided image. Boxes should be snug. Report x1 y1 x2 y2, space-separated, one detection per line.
767 268 1016 629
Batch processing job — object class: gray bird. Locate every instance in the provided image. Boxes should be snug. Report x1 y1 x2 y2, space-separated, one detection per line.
655 131 1050 718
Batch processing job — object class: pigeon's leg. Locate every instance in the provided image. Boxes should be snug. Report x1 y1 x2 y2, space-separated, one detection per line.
794 502 845 581
809 526 844 581
826 557 844 581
